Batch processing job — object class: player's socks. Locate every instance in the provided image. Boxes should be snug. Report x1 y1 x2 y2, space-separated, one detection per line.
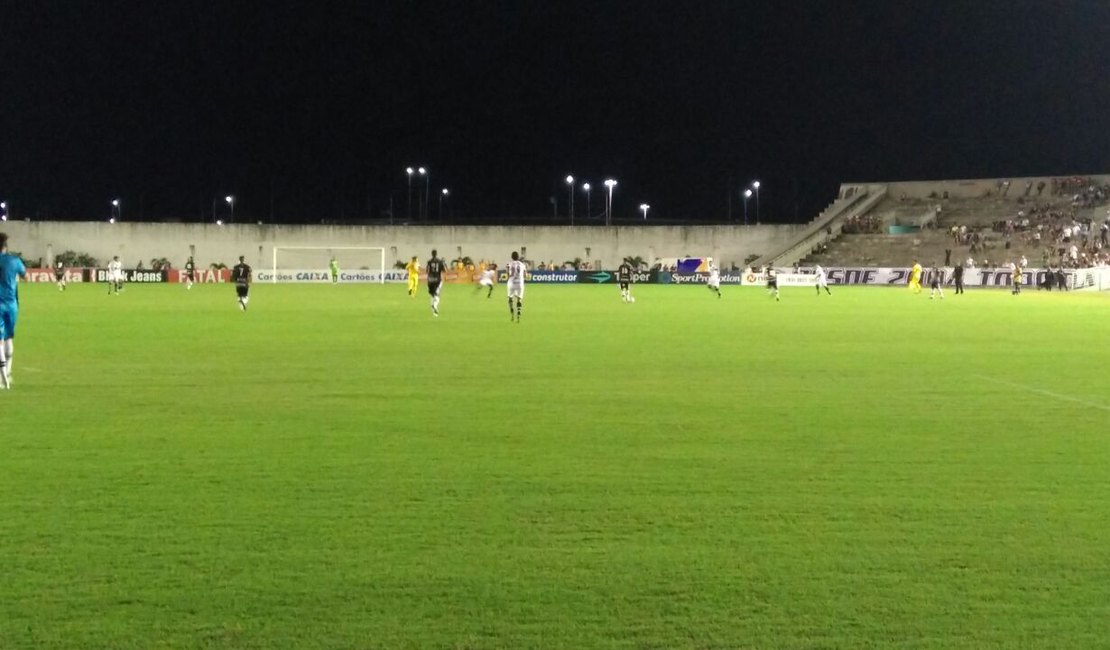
3 340 12 385
487 286 493 298
508 298 514 319
516 300 522 321
0 347 8 389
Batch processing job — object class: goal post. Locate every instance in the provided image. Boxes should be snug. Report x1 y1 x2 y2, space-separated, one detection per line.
271 246 387 283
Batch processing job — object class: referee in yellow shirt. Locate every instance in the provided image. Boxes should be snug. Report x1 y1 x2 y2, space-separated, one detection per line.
909 260 923 294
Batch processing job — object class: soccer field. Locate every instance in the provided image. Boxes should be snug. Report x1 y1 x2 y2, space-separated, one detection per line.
4 282 1109 649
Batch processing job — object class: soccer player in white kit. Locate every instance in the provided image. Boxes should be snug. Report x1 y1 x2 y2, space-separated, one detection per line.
107 256 124 295
706 258 721 298
476 265 496 298
814 264 831 296
506 252 526 322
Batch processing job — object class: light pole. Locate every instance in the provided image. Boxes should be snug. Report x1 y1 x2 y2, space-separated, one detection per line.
743 189 752 226
640 203 650 220
752 180 761 224
225 195 235 223
418 167 428 220
582 183 591 221
111 198 121 223
439 188 449 220
405 167 414 220
1 201 8 221
565 175 575 225
604 179 617 226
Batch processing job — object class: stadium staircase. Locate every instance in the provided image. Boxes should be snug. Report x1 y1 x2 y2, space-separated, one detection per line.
751 185 887 269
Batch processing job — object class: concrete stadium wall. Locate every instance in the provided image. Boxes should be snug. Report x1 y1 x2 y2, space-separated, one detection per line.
2 221 804 270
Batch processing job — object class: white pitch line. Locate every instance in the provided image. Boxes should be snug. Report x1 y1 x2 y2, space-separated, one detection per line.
974 375 1110 412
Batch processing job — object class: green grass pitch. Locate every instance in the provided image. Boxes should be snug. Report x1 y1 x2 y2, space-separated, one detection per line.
3 281 1109 649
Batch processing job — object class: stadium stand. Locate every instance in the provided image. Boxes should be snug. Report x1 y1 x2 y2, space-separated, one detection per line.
750 184 887 268
761 176 1110 269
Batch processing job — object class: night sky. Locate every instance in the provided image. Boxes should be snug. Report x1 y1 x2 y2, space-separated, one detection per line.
3 1 1110 224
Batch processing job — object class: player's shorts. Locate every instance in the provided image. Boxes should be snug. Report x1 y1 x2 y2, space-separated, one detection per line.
428 280 442 296
55 271 65 281
479 278 494 287
766 280 777 289
816 277 828 287
236 284 249 298
619 281 630 291
930 280 941 289
507 281 524 299
110 272 124 283
707 279 720 289
186 271 195 281
0 303 17 339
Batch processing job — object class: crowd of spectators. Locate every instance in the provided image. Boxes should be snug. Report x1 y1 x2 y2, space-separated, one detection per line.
938 193 1110 269
841 214 881 234
1050 177 1110 206
978 201 1110 268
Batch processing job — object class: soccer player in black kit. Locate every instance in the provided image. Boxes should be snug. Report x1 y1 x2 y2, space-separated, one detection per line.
185 256 196 290
766 266 780 301
929 265 945 300
54 259 66 291
230 255 252 310
953 262 964 294
617 261 634 302
426 249 447 317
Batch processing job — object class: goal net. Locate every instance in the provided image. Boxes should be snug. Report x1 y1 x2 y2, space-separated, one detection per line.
271 246 387 283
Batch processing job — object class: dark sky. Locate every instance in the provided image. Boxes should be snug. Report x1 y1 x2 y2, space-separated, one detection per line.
3 1 1110 224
